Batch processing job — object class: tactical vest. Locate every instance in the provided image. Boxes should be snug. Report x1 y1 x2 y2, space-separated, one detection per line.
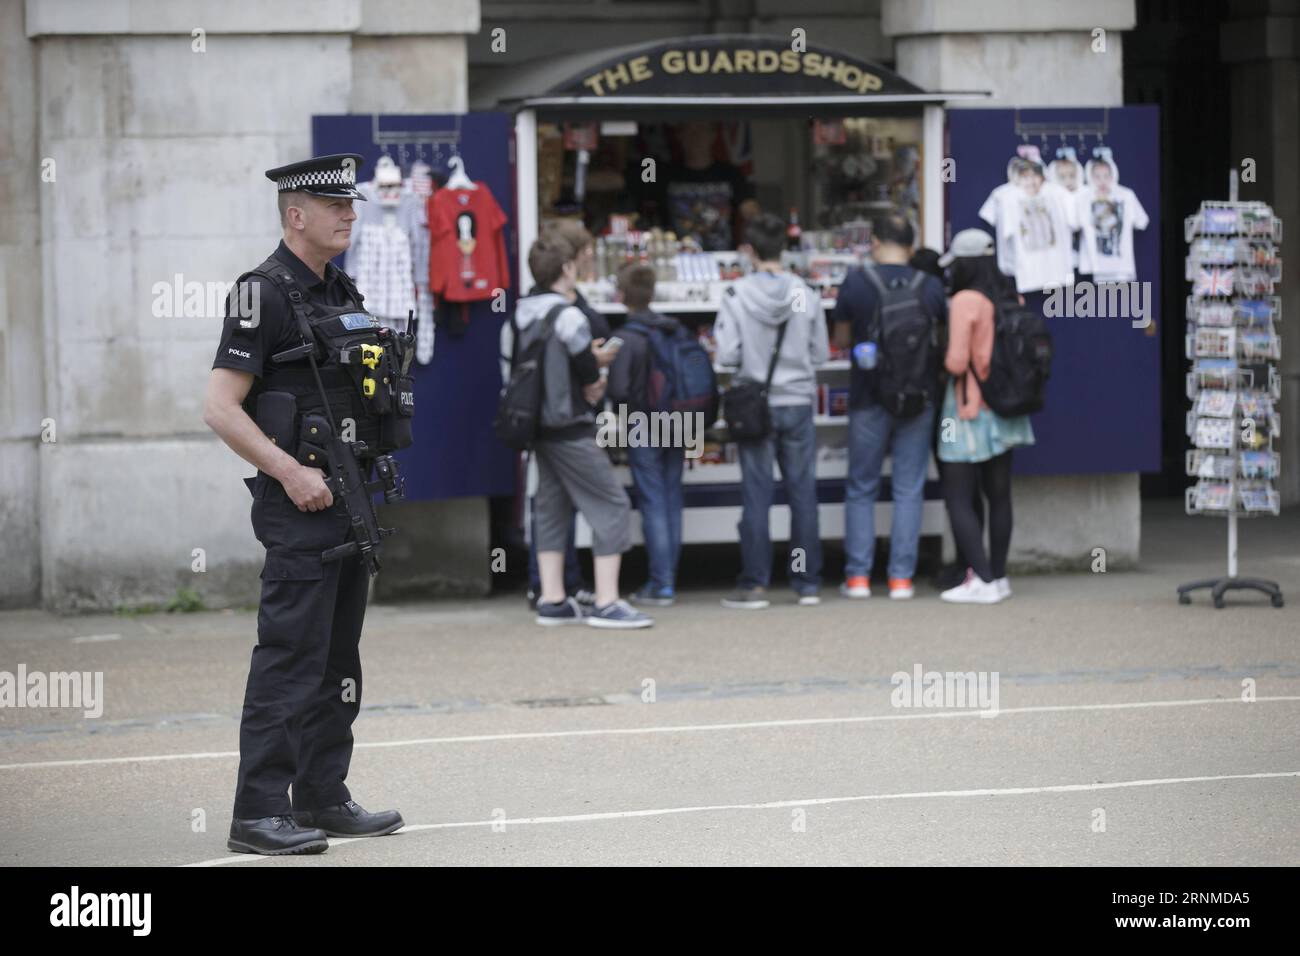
239 255 415 456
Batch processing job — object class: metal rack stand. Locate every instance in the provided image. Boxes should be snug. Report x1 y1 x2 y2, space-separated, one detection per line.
1177 171 1284 609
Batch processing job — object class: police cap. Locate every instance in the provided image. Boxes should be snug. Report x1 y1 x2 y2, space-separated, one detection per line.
264 153 367 200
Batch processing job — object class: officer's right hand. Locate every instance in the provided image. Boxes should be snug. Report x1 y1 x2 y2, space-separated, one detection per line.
282 465 334 512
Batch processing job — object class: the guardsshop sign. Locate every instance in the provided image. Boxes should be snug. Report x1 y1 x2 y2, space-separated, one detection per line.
555 35 924 99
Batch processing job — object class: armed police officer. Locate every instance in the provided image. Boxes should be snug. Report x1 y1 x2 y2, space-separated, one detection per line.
204 154 416 855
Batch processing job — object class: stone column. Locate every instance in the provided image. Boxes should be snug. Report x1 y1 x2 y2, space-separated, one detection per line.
0 0 44 608
1222 1 1300 506
21 0 480 610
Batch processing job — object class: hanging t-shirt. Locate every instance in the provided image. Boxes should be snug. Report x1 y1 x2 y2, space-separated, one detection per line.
344 179 429 331
978 182 1019 277
352 221 416 322
1000 181 1075 293
347 180 425 268
1076 183 1148 282
662 161 753 251
428 183 510 302
405 177 434 355
1048 160 1086 271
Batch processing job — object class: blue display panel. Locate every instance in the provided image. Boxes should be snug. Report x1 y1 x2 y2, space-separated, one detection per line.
312 113 517 500
946 106 1162 475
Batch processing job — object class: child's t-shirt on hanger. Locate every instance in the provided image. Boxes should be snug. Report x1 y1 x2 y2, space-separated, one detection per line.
1000 181 1075 293
428 183 510 303
978 181 1020 277
1076 183 1148 282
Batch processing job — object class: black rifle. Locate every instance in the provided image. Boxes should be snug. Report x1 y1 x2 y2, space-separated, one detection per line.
271 309 414 577
318 434 402 576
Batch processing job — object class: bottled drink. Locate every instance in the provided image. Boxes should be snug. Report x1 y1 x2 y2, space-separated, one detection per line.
853 341 878 370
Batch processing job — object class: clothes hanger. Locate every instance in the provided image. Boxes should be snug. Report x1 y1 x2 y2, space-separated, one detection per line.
445 154 477 191
445 128 475 190
445 121 476 189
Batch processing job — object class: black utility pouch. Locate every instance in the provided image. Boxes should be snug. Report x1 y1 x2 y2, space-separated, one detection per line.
296 413 332 471
255 391 298 453
374 349 399 413
380 373 415 451
394 374 415 418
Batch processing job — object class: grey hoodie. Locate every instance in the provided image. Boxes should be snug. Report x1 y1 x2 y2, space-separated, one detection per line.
713 271 830 406
506 291 598 437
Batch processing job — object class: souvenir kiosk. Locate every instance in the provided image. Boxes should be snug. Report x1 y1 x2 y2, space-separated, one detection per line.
492 35 985 555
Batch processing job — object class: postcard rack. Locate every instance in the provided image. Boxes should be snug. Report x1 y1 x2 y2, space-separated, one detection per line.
1178 182 1284 609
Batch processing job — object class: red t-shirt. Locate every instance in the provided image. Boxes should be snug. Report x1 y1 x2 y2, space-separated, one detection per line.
428 184 510 302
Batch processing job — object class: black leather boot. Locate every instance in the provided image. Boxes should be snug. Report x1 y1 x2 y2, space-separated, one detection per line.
294 800 404 837
228 815 329 855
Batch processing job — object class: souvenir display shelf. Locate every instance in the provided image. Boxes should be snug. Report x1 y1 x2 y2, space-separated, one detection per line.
1177 180 1284 609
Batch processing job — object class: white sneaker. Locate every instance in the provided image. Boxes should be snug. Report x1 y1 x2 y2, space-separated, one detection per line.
888 579 915 600
995 577 1011 600
940 570 1003 604
839 579 872 599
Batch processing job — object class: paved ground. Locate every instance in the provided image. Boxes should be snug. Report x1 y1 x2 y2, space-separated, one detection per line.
1 501 1297 866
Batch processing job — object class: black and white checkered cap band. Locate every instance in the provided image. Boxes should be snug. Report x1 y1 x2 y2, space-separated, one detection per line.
275 167 356 191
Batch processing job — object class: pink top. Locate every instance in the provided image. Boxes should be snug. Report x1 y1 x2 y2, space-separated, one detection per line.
945 290 995 420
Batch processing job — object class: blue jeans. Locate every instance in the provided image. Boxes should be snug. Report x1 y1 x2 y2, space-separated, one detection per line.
528 510 583 594
845 402 935 580
627 444 685 593
737 403 822 593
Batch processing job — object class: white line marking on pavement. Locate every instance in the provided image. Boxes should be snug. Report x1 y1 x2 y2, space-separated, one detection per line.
71 633 121 643
189 835 371 866
184 769 1300 866
4 695 1297 772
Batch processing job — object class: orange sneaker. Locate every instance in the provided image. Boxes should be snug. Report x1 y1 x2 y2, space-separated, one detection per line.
888 578 915 600
839 576 871 599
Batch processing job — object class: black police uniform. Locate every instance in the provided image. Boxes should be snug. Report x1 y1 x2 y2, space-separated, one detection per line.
213 155 416 854
213 239 378 820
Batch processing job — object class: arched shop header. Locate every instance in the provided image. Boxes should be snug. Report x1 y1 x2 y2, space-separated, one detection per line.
493 34 983 110
560 37 918 98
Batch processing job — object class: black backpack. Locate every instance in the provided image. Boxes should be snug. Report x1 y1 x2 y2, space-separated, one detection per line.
862 265 939 419
975 298 1054 417
492 303 565 450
